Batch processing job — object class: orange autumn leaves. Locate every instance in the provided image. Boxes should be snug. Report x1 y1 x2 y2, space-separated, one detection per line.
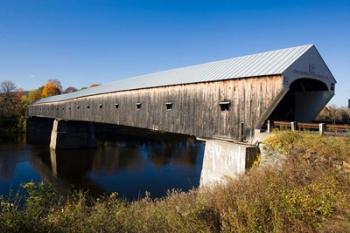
41 80 62 98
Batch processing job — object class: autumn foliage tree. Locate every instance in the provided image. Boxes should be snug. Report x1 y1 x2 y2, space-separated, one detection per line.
316 106 350 124
0 80 22 118
89 83 100 87
27 87 43 103
0 79 74 133
41 80 62 98
0 81 25 135
48 79 63 92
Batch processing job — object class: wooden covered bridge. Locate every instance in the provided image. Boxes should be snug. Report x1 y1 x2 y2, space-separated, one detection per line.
27 44 336 185
28 44 336 143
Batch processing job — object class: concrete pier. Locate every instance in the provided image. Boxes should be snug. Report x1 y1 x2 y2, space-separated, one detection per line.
200 139 259 187
49 119 97 150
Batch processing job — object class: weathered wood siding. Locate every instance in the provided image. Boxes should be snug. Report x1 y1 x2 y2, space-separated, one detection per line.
28 75 283 140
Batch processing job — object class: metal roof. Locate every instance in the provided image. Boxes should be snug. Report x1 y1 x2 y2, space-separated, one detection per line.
35 44 314 104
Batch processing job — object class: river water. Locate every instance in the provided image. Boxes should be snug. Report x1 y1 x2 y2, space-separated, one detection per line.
0 133 205 200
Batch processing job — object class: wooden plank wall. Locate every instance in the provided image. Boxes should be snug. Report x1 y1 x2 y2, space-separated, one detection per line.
28 75 283 140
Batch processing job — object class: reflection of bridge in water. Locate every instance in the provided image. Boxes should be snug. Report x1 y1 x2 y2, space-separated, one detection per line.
28 131 204 198
27 45 336 186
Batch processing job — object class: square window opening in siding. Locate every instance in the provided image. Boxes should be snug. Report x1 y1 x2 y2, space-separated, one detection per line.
115 103 119 109
219 101 231 112
136 102 142 110
165 102 173 111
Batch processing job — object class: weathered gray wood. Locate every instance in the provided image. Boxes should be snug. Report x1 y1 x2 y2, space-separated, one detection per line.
28 75 284 141
239 122 244 142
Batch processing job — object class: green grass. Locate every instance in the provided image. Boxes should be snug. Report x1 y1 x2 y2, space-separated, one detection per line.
1 132 349 233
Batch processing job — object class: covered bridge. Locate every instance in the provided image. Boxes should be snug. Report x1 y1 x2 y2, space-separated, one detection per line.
28 44 336 142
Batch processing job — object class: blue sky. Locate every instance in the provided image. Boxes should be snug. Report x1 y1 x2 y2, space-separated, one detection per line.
0 0 349 106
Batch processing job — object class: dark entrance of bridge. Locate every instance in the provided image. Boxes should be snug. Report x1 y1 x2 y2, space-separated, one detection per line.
268 78 329 122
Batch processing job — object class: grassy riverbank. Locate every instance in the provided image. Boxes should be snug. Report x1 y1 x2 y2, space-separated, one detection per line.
1 131 349 233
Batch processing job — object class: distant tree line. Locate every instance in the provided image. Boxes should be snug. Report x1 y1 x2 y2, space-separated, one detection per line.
316 106 350 124
0 80 100 135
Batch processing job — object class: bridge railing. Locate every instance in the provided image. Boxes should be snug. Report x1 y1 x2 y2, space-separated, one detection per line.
266 120 350 137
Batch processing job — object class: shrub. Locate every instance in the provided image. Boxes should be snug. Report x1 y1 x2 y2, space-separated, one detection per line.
0 132 349 233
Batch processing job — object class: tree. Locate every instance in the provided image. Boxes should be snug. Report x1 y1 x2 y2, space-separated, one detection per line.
48 79 63 92
90 83 100 88
63 86 78 93
41 81 61 98
26 86 44 103
0 80 16 94
0 81 20 118
317 106 350 124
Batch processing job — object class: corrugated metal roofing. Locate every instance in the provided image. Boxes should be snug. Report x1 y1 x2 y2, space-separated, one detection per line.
35 44 314 104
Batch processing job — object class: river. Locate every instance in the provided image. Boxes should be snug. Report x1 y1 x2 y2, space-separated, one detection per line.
0 133 205 200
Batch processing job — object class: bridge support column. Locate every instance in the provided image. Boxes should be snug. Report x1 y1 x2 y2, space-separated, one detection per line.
200 140 259 187
50 119 97 150
26 117 54 144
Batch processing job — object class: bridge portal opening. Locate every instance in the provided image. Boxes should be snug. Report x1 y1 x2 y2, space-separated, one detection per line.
268 78 329 122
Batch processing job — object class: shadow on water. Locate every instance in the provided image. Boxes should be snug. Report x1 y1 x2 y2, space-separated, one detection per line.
0 124 205 201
